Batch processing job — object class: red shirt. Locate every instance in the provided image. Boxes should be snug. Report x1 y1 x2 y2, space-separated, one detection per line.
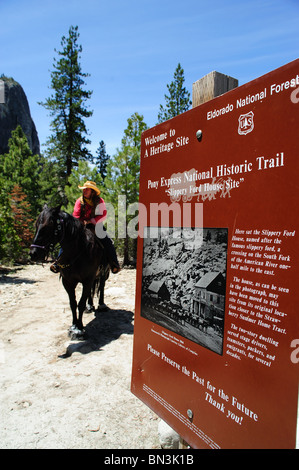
73 197 107 225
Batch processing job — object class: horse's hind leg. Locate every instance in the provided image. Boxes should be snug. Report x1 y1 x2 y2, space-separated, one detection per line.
96 270 109 312
85 289 95 313
77 283 93 332
85 281 95 313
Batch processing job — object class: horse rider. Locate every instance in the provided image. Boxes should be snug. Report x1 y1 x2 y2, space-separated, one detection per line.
50 181 120 274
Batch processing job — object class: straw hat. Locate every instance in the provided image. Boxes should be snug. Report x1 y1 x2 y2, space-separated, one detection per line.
78 181 101 196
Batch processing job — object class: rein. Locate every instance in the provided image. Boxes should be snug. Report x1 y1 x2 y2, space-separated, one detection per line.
31 211 98 271
55 251 82 270
30 217 65 256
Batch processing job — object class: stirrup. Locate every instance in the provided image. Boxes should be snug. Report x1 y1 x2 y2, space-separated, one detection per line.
50 263 60 273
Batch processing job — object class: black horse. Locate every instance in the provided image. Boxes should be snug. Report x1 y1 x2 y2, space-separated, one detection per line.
30 204 109 339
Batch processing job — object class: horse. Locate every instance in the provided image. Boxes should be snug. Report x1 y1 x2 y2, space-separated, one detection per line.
30 204 109 339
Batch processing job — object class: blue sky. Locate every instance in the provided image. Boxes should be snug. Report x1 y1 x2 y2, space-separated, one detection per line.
1 0 298 156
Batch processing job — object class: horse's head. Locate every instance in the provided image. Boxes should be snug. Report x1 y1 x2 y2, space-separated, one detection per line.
30 204 63 262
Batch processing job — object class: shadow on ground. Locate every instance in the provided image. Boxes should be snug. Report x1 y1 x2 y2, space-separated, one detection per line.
0 266 39 286
59 307 134 358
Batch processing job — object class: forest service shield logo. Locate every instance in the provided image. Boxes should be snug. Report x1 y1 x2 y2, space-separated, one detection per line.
238 111 254 135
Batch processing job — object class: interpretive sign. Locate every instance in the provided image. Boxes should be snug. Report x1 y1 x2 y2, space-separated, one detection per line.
131 59 299 449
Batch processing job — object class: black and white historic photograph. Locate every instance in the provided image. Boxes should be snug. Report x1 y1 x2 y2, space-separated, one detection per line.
141 227 228 354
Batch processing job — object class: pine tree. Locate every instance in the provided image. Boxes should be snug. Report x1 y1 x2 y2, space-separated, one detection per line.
0 125 41 217
157 63 191 123
120 112 147 205
105 113 147 205
38 155 66 208
105 112 147 265
10 185 34 251
94 140 110 180
40 25 93 182
0 175 20 263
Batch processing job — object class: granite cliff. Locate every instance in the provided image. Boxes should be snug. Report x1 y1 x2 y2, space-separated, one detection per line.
0 76 40 155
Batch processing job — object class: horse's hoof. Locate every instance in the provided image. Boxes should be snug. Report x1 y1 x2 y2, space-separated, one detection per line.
96 303 109 313
85 304 95 313
68 325 85 340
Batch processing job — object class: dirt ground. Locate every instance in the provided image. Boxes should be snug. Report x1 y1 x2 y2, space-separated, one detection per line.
0 263 161 449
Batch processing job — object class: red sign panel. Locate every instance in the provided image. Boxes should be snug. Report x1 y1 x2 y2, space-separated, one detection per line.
131 59 299 449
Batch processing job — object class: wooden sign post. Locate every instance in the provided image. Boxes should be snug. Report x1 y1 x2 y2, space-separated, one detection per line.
192 70 238 107
131 59 299 449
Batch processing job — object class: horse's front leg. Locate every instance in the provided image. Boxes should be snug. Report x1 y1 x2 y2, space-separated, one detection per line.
62 279 82 339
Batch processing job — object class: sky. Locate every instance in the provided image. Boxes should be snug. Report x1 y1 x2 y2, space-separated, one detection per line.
1 0 299 157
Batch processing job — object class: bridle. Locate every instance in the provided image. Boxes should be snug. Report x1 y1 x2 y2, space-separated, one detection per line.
30 217 65 256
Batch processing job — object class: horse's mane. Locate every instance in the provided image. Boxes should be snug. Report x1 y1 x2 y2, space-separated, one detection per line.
60 210 97 254
61 210 83 237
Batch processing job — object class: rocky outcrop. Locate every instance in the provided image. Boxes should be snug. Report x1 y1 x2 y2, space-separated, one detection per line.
0 76 40 155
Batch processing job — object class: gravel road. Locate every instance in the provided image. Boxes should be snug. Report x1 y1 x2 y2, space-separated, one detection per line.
0 264 160 449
